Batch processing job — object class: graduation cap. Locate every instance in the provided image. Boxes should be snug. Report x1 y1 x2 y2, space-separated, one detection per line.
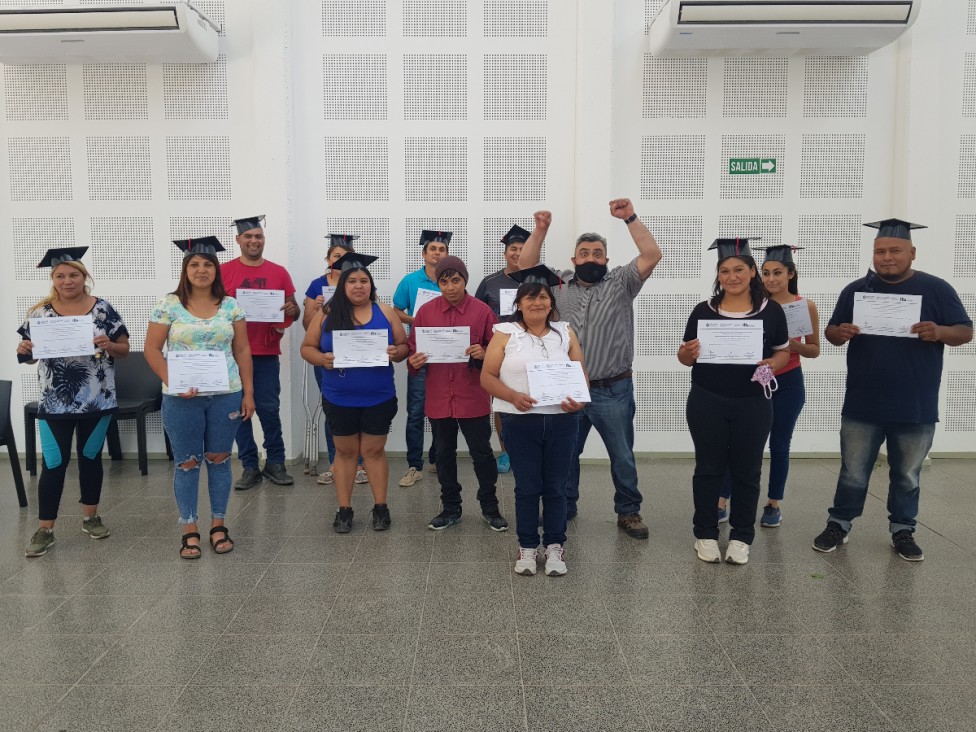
708 237 759 260
37 246 88 268
509 265 563 288
863 218 926 241
760 245 803 265
419 229 452 247
327 233 359 247
173 237 226 256
331 252 378 272
501 225 530 246
232 215 266 235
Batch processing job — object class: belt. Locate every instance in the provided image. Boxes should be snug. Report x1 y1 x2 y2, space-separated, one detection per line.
589 370 632 389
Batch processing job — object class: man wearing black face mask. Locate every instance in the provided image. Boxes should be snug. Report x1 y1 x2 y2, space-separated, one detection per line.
518 199 662 539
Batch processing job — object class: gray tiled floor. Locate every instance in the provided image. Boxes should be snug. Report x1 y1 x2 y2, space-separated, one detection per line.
1 455 975 731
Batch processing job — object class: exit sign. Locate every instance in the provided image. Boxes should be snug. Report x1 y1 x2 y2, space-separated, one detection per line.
729 158 776 174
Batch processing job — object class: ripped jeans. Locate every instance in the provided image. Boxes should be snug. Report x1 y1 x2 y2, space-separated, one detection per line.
162 391 244 524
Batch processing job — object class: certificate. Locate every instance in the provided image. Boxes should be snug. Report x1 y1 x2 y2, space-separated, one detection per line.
499 289 517 317
333 329 389 368
167 351 230 393
853 292 922 338
415 326 470 363
29 315 96 359
321 285 337 303
526 361 591 407
781 300 813 338
697 319 763 364
237 289 285 323
413 287 441 315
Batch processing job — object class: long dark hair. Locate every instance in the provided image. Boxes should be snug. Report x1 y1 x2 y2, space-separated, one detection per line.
172 253 227 307
761 258 799 295
710 255 768 312
512 282 563 342
323 266 377 332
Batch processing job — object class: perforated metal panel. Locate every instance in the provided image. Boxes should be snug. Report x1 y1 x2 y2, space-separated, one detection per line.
7 137 72 202
484 137 545 202
794 371 846 433
955 295 976 357
165 136 231 200
321 218 392 280
405 137 467 201
108 294 158 351
484 1 547 37
322 0 386 36
403 54 467 121
404 218 468 271
163 55 228 120
20 374 40 412
954 215 976 278
484 54 546 121
403 0 466 37
644 0 666 33
3 65 68 122
90 218 155 280
945 372 976 431
965 54 976 119
117 412 164 438
641 135 705 200
168 217 238 278
800 134 865 199
324 54 387 121
324 137 389 201
13 218 75 283
717 215 782 247
803 57 869 118
16 295 39 325
720 135 785 200
803 292 844 358
960 135 976 199
969 0 976 35
481 217 538 273
87 137 152 201
642 56 707 119
82 64 147 120
635 295 700 357
192 0 225 35
642 216 703 278
634 371 689 432
723 58 788 118
796 215 864 279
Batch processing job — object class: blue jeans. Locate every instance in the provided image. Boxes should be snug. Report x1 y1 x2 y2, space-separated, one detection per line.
503 412 578 549
566 377 642 516
406 368 436 470
163 392 244 524
235 355 284 469
827 416 935 535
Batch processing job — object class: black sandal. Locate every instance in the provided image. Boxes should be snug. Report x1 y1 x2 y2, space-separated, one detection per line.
180 532 202 560
209 526 234 554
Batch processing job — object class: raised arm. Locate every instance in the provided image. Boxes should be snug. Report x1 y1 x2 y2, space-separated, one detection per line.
518 211 551 270
609 198 661 280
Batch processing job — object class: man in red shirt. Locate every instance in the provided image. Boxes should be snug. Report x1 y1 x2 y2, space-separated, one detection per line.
221 215 301 490
407 256 508 532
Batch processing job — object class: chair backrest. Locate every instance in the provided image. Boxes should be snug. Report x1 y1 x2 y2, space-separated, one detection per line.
114 352 163 403
0 380 12 441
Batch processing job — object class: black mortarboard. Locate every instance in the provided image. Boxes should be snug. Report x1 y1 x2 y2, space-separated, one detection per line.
760 245 803 265
327 233 359 247
232 215 266 235
37 246 88 268
331 252 378 272
708 237 759 260
863 219 926 241
419 229 452 247
509 265 563 288
501 225 530 246
173 237 226 256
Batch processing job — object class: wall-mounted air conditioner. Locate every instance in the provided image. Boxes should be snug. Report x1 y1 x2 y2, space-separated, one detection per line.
0 3 219 64
648 0 921 56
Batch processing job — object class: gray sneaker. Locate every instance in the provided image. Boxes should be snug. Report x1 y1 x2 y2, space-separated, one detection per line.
82 515 111 539
262 463 295 486
234 468 263 491
25 528 55 557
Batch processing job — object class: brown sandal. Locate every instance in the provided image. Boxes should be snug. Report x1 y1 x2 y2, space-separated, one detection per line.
180 532 202 560
209 526 234 554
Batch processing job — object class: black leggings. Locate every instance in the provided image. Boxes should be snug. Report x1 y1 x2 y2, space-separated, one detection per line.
37 415 111 521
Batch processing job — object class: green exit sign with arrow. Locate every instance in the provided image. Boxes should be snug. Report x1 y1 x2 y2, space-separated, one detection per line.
729 158 776 174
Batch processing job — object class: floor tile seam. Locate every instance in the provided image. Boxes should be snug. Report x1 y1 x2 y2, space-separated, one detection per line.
400 553 435 732
290 583 344 687
272 683 305 732
600 580 651 719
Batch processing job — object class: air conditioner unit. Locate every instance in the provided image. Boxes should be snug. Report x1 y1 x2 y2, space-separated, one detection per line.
0 3 220 64
648 0 921 56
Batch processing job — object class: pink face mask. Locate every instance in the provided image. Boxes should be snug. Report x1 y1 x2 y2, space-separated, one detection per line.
751 363 778 399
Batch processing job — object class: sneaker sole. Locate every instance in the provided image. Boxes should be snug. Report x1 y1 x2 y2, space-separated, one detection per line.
725 553 749 565
695 551 721 563
544 565 567 576
427 518 461 531
894 551 924 562
82 527 111 539
262 475 295 486
25 541 55 558
482 516 509 532
760 519 782 528
514 565 536 576
234 479 263 491
812 536 848 553
619 527 649 540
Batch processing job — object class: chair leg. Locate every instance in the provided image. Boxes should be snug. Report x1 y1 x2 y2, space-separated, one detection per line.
24 412 36 476
6 439 28 508
107 417 123 461
137 413 148 476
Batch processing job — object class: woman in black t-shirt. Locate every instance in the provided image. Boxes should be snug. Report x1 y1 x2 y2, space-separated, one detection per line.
676 239 789 566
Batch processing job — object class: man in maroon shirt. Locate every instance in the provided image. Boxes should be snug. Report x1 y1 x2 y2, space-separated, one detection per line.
407 256 508 532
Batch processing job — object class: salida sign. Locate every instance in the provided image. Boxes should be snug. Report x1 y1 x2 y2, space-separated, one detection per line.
729 158 776 174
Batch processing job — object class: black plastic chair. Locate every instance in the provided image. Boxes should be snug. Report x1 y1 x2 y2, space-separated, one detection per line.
0 380 28 507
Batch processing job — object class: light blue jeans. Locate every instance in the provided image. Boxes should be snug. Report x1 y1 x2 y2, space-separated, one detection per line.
163 392 244 524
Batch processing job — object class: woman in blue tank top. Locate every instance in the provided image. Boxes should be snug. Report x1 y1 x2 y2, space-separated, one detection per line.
300 253 408 533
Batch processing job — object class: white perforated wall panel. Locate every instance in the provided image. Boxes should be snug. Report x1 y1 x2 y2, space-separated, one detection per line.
721 135 785 199
956 295 976 358
800 134 865 200
482 217 539 273
3 65 68 122
405 219 469 271
945 372 976 432
325 55 388 120
723 58 788 118
641 135 705 200
403 55 467 121
960 135 976 199
12 218 75 283
322 0 386 36
405 137 467 201
163 56 229 120
484 137 546 202
7 137 72 201
954 216 976 278
717 215 783 246
796 215 865 279
803 57 869 118
969 0 976 35
165 136 231 200
966 54 976 118
643 56 707 119
90 218 155 281
168 217 238 278
794 371 846 433
634 371 688 432
83 65 148 121
323 137 389 201
635 295 700 357
110 295 159 351
87 137 152 201
321 218 392 281
484 1 548 37
403 0 466 37
643 216 703 279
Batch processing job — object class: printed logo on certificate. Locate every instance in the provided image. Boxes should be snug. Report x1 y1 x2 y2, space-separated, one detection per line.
697 320 763 364
332 329 389 368
415 326 470 364
852 292 922 338
526 361 591 407
237 289 285 323
29 315 96 360
167 351 230 393
499 289 518 317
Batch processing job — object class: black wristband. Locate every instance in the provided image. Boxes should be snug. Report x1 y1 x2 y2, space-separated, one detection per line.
624 213 638 225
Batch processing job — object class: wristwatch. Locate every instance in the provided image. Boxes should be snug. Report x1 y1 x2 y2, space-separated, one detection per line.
624 213 638 225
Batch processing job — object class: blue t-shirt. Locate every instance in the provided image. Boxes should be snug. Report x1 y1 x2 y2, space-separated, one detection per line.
829 270 972 423
320 303 395 407
392 267 439 315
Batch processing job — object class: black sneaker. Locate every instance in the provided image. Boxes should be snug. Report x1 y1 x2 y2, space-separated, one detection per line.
234 468 263 491
262 463 294 486
428 510 461 531
482 513 509 532
333 507 354 534
891 530 924 562
813 522 849 553
371 504 392 531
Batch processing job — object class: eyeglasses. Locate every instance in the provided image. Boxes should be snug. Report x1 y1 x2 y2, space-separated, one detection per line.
533 336 549 359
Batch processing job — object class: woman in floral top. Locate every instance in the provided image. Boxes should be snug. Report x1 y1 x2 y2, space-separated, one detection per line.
17 247 130 558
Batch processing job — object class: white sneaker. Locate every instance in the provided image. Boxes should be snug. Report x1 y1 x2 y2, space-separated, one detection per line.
355 469 369 484
543 544 567 576
725 539 750 565
398 467 423 487
694 539 722 563
514 546 538 576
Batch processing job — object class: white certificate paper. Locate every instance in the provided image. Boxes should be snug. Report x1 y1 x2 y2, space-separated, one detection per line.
526 361 591 407
697 320 763 364
499 289 518 317
167 351 230 393
321 285 336 303
333 329 389 368
781 300 814 338
237 289 285 323
29 315 96 359
413 287 441 315
415 326 470 363
853 292 922 338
